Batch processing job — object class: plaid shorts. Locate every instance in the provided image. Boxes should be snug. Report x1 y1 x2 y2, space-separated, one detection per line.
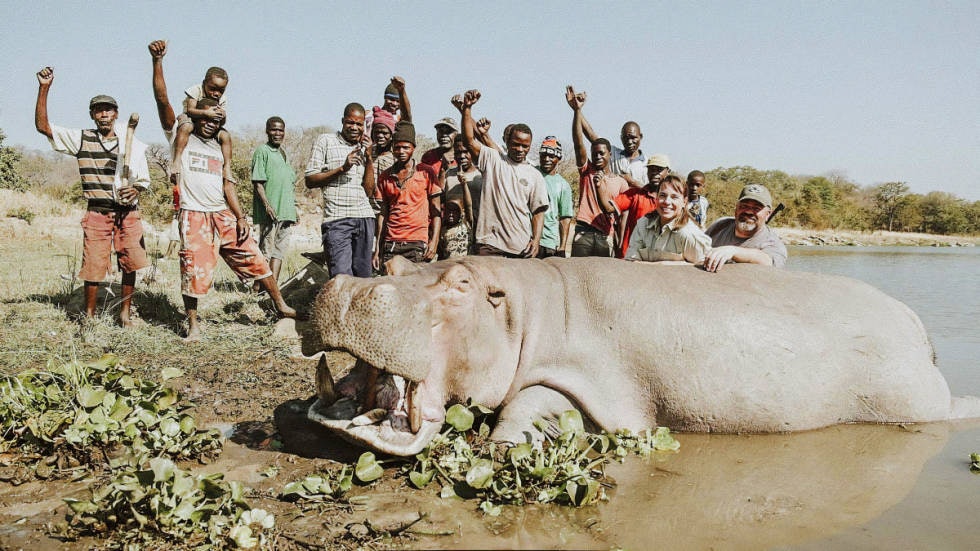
79 209 149 282
178 209 272 297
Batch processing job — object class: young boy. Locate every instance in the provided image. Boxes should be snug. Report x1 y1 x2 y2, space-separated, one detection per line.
687 170 710 229
173 53 232 183
372 121 442 272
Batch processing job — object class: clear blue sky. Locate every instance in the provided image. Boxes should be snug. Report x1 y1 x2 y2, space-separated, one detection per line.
2 1 978 200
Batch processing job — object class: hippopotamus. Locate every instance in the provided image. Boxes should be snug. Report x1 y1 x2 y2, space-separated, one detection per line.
305 256 979 456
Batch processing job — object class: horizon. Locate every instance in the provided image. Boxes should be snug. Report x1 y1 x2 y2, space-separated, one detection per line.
2 1 977 200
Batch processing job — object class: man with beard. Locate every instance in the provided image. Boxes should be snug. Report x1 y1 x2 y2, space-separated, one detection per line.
612 153 670 258
704 183 787 272
372 121 441 271
536 136 573 258
148 40 295 340
34 66 150 327
304 103 377 279
420 117 459 176
568 86 628 258
565 85 647 188
453 90 548 258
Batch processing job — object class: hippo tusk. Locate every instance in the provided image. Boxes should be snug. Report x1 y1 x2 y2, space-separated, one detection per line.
361 360 380 411
315 354 337 406
408 381 421 434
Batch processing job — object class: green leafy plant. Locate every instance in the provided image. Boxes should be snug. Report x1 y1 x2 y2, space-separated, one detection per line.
399 403 680 513
64 457 273 548
281 467 354 502
0 354 223 478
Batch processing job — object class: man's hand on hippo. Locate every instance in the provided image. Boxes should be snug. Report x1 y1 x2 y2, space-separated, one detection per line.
521 239 540 259
703 246 737 272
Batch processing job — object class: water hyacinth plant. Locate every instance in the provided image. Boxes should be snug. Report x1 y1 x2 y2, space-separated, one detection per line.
0 354 223 478
399 402 679 513
64 457 273 548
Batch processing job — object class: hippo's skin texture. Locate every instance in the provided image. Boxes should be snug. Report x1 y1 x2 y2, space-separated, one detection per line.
306 256 979 456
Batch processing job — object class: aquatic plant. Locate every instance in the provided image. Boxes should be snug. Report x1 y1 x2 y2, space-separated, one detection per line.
0 354 222 479
63 457 272 548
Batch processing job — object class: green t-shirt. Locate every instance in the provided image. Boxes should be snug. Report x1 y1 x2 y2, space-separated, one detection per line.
540 172 574 249
251 143 297 224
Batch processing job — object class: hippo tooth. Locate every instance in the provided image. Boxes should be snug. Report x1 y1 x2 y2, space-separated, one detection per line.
351 408 388 426
360 361 380 411
315 354 337 406
408 382 421 434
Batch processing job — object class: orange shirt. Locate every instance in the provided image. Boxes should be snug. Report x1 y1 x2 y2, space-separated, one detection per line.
375 163 441 242
613 187 658 258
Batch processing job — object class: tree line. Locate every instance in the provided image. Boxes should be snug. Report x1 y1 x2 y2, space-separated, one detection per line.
2 126 978 236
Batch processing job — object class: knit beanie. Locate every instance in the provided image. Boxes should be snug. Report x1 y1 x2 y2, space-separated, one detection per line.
372 106 396 133
392 121 416 146
384 82 400 100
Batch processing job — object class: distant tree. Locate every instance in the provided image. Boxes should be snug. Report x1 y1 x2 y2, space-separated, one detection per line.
918 191 969 235
870 181 910 231
0 129 27 191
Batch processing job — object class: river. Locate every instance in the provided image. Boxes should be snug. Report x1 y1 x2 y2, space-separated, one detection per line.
414 246 980 550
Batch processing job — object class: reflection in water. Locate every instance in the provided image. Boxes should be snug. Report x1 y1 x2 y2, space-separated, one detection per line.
412 425 948 550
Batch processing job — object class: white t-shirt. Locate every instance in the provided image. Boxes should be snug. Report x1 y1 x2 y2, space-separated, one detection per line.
474 147 549 255
167 123 225 212
184 84 228 109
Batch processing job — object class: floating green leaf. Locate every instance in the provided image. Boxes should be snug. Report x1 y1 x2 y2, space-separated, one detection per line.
445 403 475 432
355 452 383 483
465 459 494 489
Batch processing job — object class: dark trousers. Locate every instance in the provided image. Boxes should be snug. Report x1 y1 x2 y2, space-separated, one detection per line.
474 242 524 258
536 246 562 258
321 217 375 278
571 223 613 257
381 240 426 273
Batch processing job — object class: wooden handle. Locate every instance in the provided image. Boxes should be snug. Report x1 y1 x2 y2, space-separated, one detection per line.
120 113 139 187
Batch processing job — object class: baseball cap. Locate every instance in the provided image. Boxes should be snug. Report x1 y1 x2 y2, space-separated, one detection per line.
89 95 118 109
434 117 459 132
646 153 671 168
738 184 773 209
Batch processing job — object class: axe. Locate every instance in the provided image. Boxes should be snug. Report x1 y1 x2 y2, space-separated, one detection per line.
118 112 140 205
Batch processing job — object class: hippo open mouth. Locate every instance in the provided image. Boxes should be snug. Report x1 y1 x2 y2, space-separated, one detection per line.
308 354 445 456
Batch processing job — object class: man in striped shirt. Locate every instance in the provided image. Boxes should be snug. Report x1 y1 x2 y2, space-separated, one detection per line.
305 104 377 278
34 66 150 327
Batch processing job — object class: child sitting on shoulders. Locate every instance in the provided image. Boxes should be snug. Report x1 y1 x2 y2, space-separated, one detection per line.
175 64 232 180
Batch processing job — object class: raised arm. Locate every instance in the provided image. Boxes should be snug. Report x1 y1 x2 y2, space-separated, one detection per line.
474 117 502 154
566 85 598 143
567 86 588 168
391 76 411 123
148 40 176 130
34 67 54 139
454 91 482 159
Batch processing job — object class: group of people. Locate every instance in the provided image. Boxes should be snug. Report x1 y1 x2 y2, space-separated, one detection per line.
33 40 787 339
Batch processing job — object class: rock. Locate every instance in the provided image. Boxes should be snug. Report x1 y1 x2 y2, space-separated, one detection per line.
273 318 299 339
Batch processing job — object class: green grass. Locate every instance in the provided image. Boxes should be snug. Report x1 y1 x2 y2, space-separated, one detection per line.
0 226 314 378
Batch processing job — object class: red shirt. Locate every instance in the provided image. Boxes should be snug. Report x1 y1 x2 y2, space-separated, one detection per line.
419 148 455 176
613 187 658 258
576 162 629 235
375 163 441 242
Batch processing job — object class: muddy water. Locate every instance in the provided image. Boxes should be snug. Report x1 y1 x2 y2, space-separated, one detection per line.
407 246 980 549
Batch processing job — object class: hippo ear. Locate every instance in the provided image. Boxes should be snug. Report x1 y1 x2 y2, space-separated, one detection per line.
385 255 423 276
487 285 506 308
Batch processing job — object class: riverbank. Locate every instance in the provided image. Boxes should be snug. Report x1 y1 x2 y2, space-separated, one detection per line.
776 227 979 247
